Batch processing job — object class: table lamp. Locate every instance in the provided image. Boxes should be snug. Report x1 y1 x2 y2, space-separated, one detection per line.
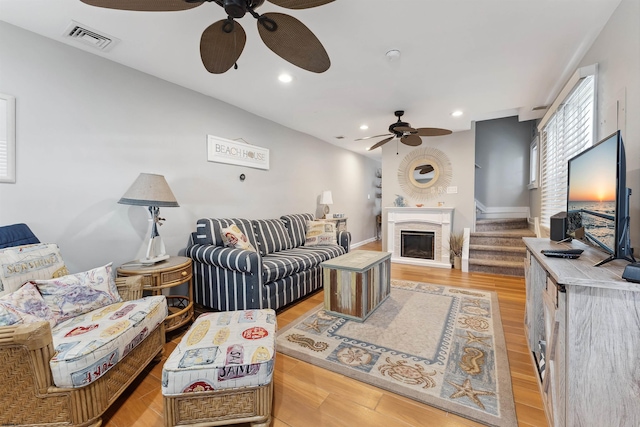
119 173 179 264
320 190 333 219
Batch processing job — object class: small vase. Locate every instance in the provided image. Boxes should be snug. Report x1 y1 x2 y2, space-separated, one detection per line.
453 256 462 270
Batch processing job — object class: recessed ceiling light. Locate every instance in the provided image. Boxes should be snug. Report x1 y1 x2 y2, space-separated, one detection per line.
278 73 293 83
451 110 463 117
360 124 369 130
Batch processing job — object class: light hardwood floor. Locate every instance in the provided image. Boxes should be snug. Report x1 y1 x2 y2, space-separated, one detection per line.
102 241 547 427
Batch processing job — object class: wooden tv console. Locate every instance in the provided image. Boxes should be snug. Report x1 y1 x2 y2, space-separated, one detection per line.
523 238 640 427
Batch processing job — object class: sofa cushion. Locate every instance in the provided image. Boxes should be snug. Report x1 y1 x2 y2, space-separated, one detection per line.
280 213 315 248
304 220 337 247
0 243 68 297
0 282 57 328
161 309 276 396
220 224 257 252
35 263 123 325
262 245 346 283
252 219 294 256
0 223 40 249
50 295 168 388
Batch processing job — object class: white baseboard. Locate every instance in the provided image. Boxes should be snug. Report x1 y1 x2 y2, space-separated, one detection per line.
351 237 377 249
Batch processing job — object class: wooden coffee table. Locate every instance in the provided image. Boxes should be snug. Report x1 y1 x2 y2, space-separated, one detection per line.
321 250 391 322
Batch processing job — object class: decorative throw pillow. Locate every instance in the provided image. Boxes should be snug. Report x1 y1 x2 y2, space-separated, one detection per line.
0 243 68 297
220 224 257 252
34 263 122 325
0 282 57 328
304 220 337 247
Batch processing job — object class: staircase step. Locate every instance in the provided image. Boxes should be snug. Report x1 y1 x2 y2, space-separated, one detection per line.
470 229 535 247
475 218 529 232
468 258 525 277
469 244 526 262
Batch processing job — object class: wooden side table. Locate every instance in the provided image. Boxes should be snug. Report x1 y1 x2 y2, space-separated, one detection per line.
117 256 194 333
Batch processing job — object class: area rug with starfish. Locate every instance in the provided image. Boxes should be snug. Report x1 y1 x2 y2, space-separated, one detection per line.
275 280 517 427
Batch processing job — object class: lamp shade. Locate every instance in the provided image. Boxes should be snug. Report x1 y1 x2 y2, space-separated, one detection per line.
118 173 179 207
320 190 333 205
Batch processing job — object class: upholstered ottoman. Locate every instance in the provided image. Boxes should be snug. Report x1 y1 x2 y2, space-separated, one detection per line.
162 309 276 427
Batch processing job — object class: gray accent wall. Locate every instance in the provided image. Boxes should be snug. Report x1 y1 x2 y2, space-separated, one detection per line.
475 116 535 208
0 22 380 272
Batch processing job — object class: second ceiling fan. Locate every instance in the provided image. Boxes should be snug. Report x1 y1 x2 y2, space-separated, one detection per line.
358 110 452 150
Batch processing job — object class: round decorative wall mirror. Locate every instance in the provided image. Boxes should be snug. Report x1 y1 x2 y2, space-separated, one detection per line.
398 147 452 200
411 161 438 186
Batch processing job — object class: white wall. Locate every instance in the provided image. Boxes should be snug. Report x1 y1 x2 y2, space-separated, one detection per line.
475 116 534 208
529 0 640 245
380 126 476 248
578 0 640 247
0 22 380 272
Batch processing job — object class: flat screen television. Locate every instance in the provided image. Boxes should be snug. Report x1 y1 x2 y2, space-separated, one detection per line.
566 130 635 266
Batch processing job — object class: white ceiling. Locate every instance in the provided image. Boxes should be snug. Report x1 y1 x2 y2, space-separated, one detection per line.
0 0 621 160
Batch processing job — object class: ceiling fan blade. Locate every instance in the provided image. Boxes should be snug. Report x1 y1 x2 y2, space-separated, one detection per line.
416 127 453 137
355 133 392 142
80 0 203 11
267 0 335 9
257 13 330 73
395 126 417 133
369 136 395 150
401 134 422 146
200 19 247 74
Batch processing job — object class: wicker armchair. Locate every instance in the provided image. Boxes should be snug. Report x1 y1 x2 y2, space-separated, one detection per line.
0 275 166 427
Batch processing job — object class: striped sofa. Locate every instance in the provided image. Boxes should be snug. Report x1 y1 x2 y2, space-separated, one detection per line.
186 214 351 311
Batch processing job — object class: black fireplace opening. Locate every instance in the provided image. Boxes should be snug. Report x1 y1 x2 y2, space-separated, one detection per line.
401 230 435 260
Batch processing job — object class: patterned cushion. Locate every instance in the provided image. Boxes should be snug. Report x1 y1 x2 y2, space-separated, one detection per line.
195 218 259 249
252 219 294 256
0 282 57 328
35 263 123 325
162 309 276 396
220 224 256 252
280 214 315 248
304 220 337 247
50 295 167 388
0 243 68 297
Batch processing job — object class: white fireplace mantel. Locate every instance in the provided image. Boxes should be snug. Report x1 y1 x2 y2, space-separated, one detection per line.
385 207 454 268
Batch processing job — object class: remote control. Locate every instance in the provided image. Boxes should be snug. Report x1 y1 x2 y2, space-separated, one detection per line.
541 249 584 259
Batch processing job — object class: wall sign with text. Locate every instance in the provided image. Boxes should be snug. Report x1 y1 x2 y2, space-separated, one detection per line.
207 135 270 170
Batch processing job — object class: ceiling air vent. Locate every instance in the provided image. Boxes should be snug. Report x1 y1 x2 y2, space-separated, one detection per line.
64 21 119 52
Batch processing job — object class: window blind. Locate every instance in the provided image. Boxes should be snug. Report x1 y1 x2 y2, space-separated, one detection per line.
0 140 7 178
540 73 595 227
0 93 16 183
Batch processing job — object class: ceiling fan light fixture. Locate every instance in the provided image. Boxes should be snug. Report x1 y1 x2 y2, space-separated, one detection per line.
223 0 249 18
360 124 369 130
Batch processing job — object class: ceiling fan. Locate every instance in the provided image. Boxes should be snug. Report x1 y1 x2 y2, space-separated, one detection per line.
79 0 333 74
357 110 452 150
